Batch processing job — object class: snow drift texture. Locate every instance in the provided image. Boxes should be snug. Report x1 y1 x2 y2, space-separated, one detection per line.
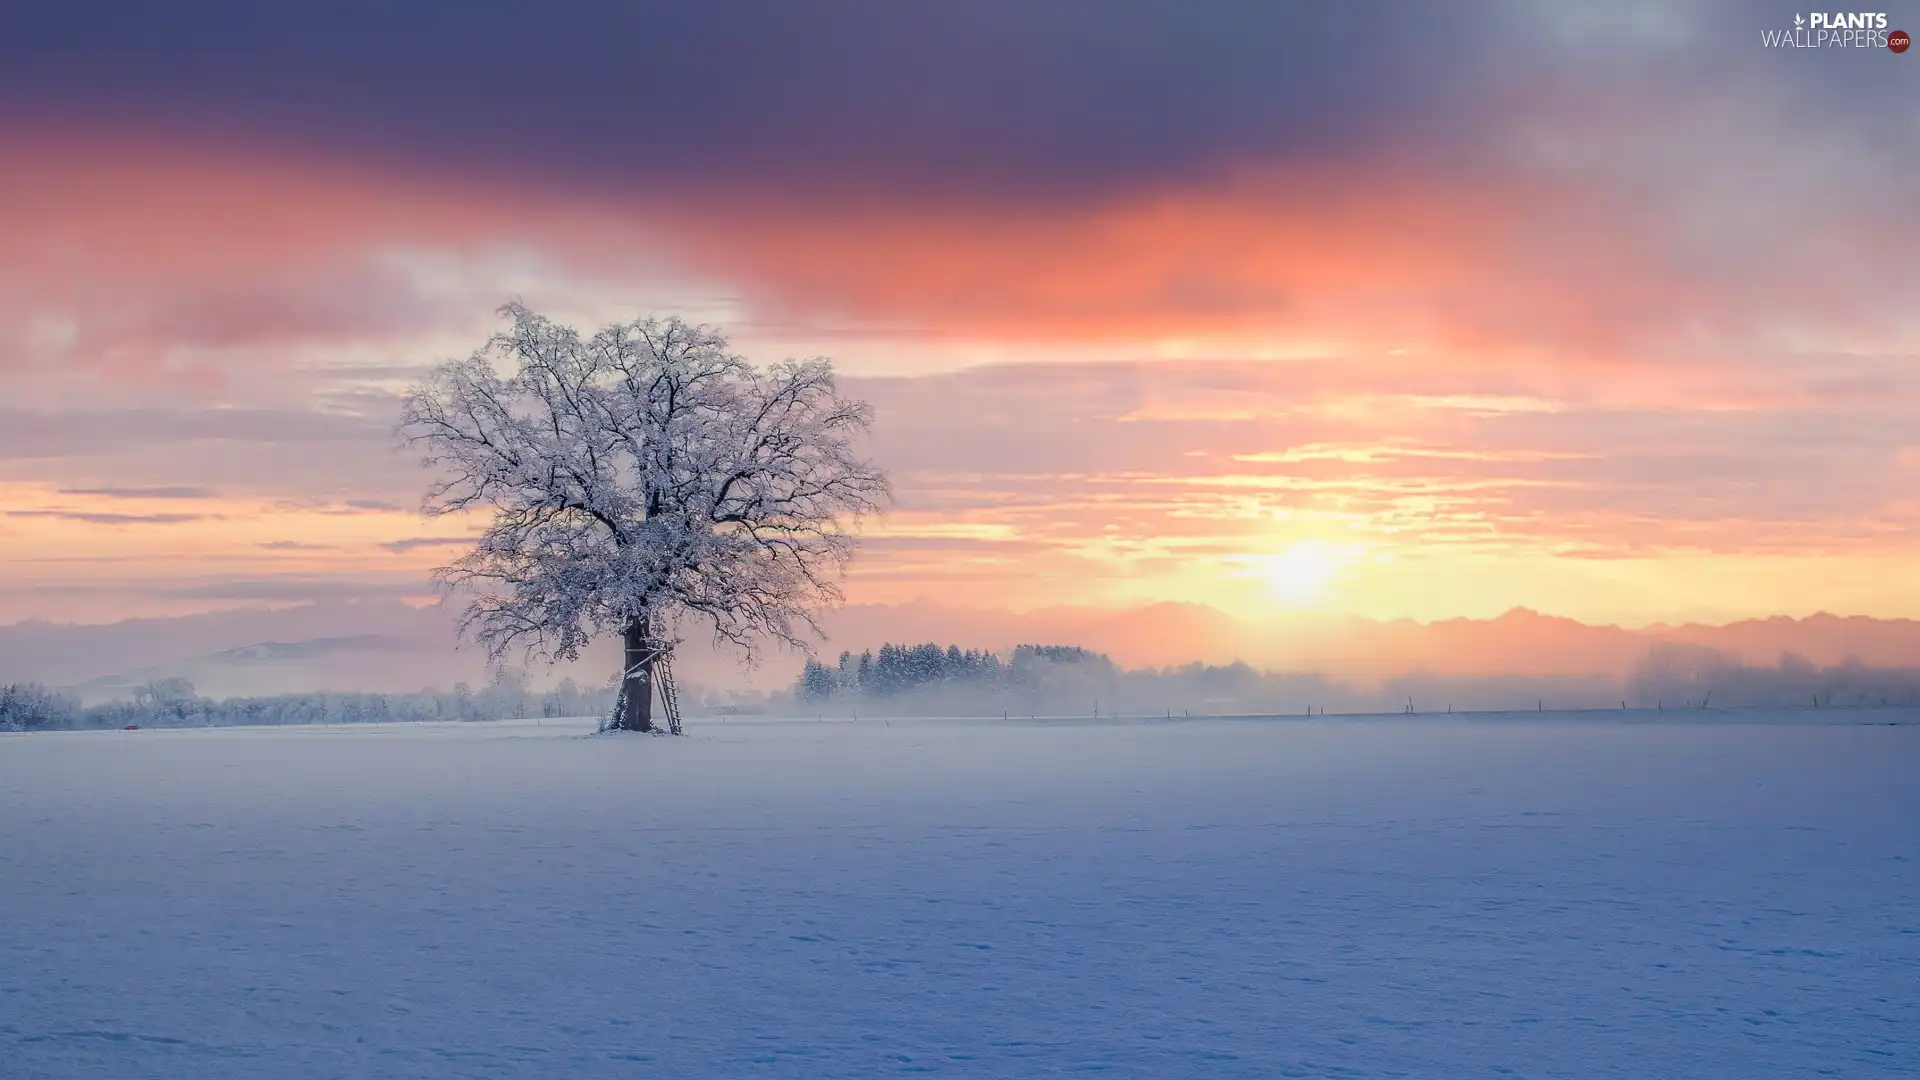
2 713 1915 1077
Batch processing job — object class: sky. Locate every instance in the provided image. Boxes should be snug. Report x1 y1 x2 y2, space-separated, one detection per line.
2 1 1918 631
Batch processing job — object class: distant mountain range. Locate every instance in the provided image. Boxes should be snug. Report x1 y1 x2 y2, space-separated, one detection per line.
64 633 457 704
5 598 1920 702
0 602 488 702
812 601 1920 675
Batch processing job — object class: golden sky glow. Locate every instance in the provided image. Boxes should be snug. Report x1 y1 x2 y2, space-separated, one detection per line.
3 6 1918 639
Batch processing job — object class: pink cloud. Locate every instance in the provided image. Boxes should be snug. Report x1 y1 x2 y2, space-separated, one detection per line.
3 124 1918 626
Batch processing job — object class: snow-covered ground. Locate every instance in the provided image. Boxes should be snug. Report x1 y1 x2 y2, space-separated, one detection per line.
3 711 1915 1078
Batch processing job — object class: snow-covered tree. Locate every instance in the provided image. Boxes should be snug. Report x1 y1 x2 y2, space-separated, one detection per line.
799 659 838 702
0 682 79 732
400 304 889 732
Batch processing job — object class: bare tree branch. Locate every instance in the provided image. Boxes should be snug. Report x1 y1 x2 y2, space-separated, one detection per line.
398 305 890 679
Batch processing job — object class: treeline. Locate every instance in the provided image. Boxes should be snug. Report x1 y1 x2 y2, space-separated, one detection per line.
798 643 1107 701
11 645 1918 733
792 641 1631 716
791 641 1920 717
0 675 615 732
1630 644 1920 708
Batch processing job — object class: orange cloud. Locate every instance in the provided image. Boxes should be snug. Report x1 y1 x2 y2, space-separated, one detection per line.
653 160 1920 373
0 125 664 381
4 126 1919 628
6 124 1911 389
659 167 1620 354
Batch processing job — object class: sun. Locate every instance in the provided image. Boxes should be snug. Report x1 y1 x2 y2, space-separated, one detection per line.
1258 541 1343 604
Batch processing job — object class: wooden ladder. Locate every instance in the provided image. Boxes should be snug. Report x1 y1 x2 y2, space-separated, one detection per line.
655 651 684 735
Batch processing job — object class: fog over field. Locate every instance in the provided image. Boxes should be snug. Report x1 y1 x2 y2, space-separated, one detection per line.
3 4 1918 1077
4 713 1914 1078
13 602 1920 726
13 601 1920 702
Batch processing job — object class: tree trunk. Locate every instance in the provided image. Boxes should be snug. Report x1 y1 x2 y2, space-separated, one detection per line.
619 617 655 732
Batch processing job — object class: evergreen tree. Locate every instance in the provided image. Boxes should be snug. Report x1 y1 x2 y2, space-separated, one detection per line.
800 660 837 701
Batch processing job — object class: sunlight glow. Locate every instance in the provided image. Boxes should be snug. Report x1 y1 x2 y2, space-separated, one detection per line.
1258 541 1359 605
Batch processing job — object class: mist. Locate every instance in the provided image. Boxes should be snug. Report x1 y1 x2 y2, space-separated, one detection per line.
787 643 1920 718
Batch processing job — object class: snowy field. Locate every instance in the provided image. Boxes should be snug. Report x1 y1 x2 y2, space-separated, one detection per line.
3 711 1915 1078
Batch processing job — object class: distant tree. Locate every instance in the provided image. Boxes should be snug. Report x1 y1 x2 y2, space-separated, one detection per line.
131 677 202 725
806 641 1028 699
912 643 944 684
871 643 903 696
799 659 838 702
1013 645 1103 667
402 304 889 733
133 677 198 708
541 676 603 718
476 667 530 718
0 682 79 732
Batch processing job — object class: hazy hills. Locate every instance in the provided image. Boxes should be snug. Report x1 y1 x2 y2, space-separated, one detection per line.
5 598 1920 702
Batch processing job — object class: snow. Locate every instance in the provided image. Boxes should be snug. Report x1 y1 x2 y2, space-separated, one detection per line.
3 711 1916 1078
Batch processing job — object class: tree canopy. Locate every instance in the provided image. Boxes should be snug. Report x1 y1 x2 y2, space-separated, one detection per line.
401 304 887 730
